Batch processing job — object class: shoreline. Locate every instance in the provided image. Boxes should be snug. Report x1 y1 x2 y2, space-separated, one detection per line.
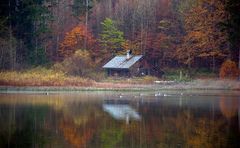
1 80 240 93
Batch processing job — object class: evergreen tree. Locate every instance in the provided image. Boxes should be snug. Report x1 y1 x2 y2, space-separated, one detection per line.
99 18 125 58
0 0 52 67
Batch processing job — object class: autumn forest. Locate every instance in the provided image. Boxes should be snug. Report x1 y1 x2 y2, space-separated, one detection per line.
0 0 240 83
0 1 240 147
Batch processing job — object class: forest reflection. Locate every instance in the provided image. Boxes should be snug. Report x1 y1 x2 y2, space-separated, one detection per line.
0 92 239 148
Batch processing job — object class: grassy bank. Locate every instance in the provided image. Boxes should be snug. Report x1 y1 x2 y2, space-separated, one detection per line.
0 68 161 87
0 68 94 87
0 68 239 91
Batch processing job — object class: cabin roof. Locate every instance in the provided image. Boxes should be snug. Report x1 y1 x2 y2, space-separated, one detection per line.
103 55 143 69
102 104 141 120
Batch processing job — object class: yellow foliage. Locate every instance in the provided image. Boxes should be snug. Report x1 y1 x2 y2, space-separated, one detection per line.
219 60 239 79
53 49 97 77
0 67 94 86
122 40 141 55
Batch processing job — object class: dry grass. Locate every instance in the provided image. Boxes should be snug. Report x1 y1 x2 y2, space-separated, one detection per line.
191 79 240 90
0 68 94 87
0 68 158 88
0 68 239 91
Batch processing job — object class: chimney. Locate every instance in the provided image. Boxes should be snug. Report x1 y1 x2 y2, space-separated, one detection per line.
126 50 132 59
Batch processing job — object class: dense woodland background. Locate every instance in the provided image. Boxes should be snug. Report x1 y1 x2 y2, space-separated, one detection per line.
0 0 239 79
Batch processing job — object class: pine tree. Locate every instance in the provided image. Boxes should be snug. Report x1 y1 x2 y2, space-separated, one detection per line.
99 18 125 58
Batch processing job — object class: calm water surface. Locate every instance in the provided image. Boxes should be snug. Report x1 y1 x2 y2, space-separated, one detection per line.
0 91 239 148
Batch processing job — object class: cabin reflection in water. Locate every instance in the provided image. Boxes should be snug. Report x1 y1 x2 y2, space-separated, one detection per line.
102 101 141 124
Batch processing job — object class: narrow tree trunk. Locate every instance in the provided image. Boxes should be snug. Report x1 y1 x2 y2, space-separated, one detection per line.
34 18 39 65
188 53 191 69
56 0 60 57
0 43 3 68
84 0 89 49
132 12 135 39
239 48 240 69
238 48 240 80
212 56 215 73
108 0 112 18
9 1 13 69
8 0 16 70
140 23 144 54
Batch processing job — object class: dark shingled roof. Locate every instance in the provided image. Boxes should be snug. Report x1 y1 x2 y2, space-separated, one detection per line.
103 55 143 69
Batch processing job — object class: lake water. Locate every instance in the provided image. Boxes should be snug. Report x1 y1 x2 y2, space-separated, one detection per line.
0 91 239 148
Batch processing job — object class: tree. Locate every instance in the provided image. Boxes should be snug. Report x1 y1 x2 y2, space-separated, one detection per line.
59 24 95 58
54 50 95 77
224 0 240 72
176 0 229 71
0 15 17 70
219 60 239 79
0 0 53 67
99 18 125 58
122 40 141 55
0 34 17 70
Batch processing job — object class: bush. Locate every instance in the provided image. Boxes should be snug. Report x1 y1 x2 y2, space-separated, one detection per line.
219 60 239 79
53 50 97 77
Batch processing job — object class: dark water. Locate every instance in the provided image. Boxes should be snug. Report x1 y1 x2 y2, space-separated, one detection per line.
0 91 239 148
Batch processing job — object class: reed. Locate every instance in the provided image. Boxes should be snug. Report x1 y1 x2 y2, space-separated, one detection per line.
0 67 94 86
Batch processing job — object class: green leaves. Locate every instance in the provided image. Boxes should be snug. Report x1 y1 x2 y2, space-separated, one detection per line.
99 18 125 56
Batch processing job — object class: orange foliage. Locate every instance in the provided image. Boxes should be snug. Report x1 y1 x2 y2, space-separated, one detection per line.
219 60 239 79
59 24 96 58
219 97 239 119
59 119 95 148
176 0 228 65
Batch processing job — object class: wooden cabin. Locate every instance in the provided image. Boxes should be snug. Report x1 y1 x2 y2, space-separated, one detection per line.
103 51 148 77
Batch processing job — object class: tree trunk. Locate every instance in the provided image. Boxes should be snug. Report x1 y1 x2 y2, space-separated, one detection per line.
8 0 16 70
212 56 215 73
84 0 89 49
56 0 60 57
34 21 38 64
239 48 240 80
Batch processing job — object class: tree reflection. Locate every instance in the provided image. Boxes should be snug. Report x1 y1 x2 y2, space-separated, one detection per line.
57 102 102 148
59 118 96 148
219 97 240 147
135 101 234 148
0 93 239 147
220 97 239 119
0 105 51 147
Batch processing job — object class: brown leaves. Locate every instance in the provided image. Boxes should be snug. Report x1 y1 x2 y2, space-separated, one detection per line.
176 0 229 66
219 60 239 79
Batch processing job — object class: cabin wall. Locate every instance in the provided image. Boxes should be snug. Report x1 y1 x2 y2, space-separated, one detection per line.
129 62 140 76
130 59 149 76
106 69 130 77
